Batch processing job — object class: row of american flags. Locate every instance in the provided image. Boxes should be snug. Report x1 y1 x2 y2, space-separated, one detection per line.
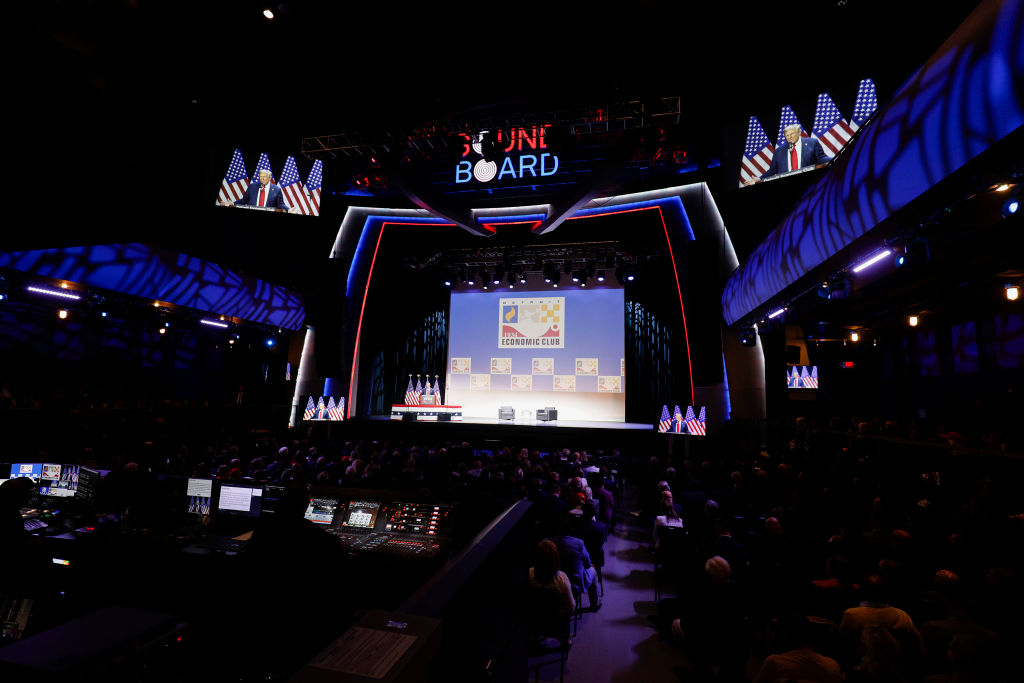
657 404 706 436
302 396 344 421
787 366 819 389
217 149 323 216
740 79 878 187
404 375 444 406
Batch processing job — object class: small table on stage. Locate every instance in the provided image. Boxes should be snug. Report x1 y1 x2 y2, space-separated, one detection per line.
390 404 463 421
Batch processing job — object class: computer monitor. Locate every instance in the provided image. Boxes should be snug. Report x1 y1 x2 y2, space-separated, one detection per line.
215 482 263 518
40 464 81 498
76 467 100 504
340 500 380 529
303 497 339 525
10 463 44 481
186 478 213 515
261 485 286 516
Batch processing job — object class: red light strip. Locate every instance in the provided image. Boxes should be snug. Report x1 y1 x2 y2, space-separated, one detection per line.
347 204 696 415
347 221 455 417
480 220 542 232
656 205 695 406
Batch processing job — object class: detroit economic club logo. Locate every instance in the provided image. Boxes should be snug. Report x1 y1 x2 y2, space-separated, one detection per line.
499 297 564 348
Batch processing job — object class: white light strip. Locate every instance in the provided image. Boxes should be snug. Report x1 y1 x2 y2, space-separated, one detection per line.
27 286 81 301
200 319 229 328
851 249 891 273
767 307 786 319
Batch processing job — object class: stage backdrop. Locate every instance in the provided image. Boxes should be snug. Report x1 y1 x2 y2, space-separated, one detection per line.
446 288 625 421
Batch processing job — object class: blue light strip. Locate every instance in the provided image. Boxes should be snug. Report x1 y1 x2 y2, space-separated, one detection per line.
346 215 453 297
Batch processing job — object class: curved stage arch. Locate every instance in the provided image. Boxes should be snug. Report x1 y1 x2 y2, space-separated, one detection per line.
294 183 745 428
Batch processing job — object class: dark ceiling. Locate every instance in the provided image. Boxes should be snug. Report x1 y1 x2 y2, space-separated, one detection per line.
8 0 986 289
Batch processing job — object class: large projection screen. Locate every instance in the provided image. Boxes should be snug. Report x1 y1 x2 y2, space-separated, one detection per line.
446 289 625 421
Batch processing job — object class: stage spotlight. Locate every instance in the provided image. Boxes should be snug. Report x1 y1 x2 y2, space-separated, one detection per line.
850 332 860 342
444 278 452 287
1006 285 1020 301
896 254 906 266
158 327 167 335
494 266 505 285
596 270 605 282
100 311 107 317
228 339 235 345
58 309 68 320
571 271 580 283
467 276 475 285
1003 198 1019 217
263 8 274 20
908 315 919 327
740 327 757 347
265 338 275 347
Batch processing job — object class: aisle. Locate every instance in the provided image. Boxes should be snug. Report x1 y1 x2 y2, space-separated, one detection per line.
535 501 691 682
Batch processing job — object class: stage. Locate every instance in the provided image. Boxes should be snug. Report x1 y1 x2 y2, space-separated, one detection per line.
375 413 654 430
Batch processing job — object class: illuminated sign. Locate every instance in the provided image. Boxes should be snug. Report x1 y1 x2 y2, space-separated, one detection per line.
455 125 560 184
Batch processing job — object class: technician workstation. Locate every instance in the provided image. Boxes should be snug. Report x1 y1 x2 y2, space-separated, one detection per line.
1 460 524 681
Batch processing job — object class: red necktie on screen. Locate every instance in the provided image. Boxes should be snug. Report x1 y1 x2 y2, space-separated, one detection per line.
259 187 266 207
790 146 799 172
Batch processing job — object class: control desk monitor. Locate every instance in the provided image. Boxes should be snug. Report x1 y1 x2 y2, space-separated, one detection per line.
187 478 213 515
77 467 100 503
304 497 340 525
261 485 286 516
216 482 263 518
40 464 80 498
10 463 45 482
340 500 380 529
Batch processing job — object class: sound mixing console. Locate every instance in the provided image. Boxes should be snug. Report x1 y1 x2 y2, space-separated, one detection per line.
308 495 454 560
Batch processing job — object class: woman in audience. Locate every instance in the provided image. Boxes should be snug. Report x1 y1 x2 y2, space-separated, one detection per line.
653 490 683 549
529 539 575 616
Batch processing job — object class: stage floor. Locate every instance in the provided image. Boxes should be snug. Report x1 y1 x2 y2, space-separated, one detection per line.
371 415 653 431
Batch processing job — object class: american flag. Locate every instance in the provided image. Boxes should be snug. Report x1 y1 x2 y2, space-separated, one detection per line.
279 156 312 215
326 396 344 421
739 116 774 186
404 376 416 405
306 160 322 216
776 105 809 148
303 395 316 420
812 93 855 157
686 405 706 436
316 396 327 419
217 149 249 204
804 366 819 389
658 404 672 433
672 405 684 434
252 153 276 184
414 376 423 404
849 78 878 132
436 377 444 406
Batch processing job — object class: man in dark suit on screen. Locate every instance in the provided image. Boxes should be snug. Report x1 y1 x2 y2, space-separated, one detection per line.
223 168 291 210
748 124 830 183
